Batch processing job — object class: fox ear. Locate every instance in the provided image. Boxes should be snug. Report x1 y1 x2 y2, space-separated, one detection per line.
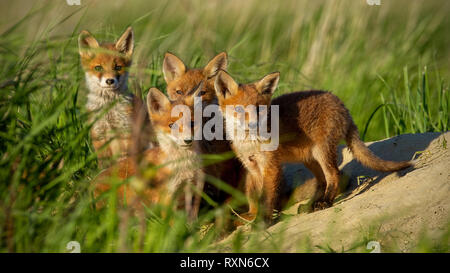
214 70 238 99
256 72 280 95
78 30 99 58
115 27 134 57
147 87 171 115
204 52 228 79
163 52 186 83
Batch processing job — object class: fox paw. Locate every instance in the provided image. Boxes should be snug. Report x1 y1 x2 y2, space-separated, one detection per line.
233 212 256 227
313 201 332 211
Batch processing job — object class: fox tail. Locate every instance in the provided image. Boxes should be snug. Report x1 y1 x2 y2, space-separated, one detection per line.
345 123 413 172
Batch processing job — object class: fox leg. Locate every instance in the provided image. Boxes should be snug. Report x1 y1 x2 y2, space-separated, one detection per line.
239 172 260 223
92 139 112 169
190 170 205 222
261 164 281 223
301 160 327 212
312 145 340 210
238 156 281 224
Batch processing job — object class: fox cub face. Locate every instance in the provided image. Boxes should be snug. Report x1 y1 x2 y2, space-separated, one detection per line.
146 86 202 149
162 52 228 104
78 27 134 93
214 70 280 131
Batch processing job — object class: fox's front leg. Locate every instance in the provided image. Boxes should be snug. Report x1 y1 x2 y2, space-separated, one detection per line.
91 138 112 169
241 159 281 224
233 172 260 226
242 171 260 222
261 162 281 223
188 170 205 222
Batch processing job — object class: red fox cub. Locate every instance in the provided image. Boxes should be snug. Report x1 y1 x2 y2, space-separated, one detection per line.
162 52 244 203
146 86 206 219
78 27 152 168
146 85 243 218
214 70 412 223
162 51 228 104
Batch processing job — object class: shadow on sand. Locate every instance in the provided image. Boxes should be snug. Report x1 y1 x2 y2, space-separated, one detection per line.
282 132 443 205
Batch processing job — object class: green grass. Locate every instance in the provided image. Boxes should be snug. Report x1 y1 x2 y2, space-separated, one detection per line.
0 0 449 252
362 65 449 140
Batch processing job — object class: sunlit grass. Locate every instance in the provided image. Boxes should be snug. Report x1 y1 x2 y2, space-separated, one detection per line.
362 66 449 140
0 0 449 252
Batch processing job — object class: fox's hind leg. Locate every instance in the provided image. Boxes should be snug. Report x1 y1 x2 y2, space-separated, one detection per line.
311 145 340 210
298 160 327 212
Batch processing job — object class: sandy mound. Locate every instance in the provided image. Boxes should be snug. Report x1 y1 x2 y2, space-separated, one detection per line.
217 132 450 252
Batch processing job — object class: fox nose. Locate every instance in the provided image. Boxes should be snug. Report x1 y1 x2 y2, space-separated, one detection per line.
184 139 193 145
105 78 116 85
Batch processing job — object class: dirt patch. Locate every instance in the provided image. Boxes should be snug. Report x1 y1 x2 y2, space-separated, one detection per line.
217 132 450 252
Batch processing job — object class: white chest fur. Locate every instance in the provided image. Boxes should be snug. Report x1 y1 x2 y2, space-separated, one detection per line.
85 81 134 140
157 132 204 193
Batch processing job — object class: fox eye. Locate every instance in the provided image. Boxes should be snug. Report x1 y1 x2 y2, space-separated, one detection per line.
169 123 177 129
176 90 183 95
94 65 103 72
114 65 122 71
198 90 206 96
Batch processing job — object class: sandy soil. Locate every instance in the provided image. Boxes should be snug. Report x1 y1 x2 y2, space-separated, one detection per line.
217 132 450 252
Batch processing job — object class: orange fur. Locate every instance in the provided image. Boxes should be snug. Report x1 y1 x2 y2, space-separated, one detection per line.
79 28 156 209
78 27 154 167
163 52 228 104
214 70 413 223
161 52 245 206
94 147 170 210
147 87 244 213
